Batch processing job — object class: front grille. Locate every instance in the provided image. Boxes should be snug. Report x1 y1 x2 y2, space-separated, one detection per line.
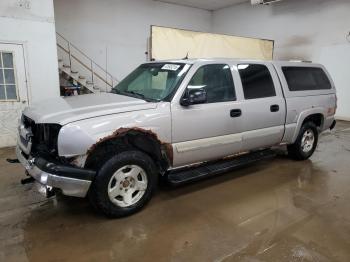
20 135 29 148
21 114 62 157
23 114 35 129
32 124 62 155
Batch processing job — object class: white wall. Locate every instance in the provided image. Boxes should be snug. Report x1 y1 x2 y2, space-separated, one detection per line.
54 0 212 80
212 0 350 119
0 0 59 148
54 0 350 119
0 0 60 103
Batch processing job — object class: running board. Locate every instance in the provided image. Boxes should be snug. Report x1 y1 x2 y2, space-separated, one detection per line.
167 149 276 186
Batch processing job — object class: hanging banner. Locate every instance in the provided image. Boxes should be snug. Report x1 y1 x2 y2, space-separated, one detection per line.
151 26 274 61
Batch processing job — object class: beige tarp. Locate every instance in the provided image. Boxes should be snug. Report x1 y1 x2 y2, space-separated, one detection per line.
151 26 274 61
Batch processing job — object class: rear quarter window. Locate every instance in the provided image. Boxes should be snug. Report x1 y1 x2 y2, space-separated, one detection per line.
282 67 332 91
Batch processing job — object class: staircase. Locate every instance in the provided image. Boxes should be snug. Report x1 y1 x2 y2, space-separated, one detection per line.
56 33 119 94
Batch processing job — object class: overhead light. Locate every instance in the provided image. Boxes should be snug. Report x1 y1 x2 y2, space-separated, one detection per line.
251 0 283 5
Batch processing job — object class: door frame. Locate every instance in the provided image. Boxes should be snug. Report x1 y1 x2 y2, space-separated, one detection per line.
0 40 30 105
170 61 245 167
231 61 286 151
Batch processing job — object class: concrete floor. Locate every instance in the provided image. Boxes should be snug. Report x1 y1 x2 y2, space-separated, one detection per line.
1 122 350 262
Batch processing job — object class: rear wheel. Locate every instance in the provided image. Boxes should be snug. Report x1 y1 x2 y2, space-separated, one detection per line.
288 122 318 160
89 150 157 217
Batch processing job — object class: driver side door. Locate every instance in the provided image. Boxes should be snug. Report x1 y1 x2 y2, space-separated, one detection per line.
171 63 243 168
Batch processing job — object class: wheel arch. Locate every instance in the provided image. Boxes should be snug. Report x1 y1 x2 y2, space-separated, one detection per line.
291 109 326 143
302 113 324 128
84 127 173 174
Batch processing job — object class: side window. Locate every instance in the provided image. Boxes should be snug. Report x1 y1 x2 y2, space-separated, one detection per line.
282 67 332 91
188 64 236 103
0 52 18 101
238 64 276 99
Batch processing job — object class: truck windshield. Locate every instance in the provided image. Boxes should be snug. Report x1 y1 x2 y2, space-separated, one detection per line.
111 63 191 102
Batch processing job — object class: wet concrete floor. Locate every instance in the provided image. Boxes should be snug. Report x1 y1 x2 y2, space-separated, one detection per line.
1 121 350 262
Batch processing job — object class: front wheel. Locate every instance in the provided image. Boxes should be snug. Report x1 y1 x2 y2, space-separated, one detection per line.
89 150 157 218
287 122 318 160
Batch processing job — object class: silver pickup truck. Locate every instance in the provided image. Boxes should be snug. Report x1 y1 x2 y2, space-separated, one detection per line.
15 59 337 217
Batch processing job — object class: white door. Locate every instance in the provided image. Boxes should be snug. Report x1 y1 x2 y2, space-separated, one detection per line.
0 43 28 147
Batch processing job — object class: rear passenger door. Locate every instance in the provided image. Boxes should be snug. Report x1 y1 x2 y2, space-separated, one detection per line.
236 63 286 151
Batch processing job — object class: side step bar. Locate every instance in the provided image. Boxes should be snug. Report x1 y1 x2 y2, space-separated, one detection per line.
167 149 276 186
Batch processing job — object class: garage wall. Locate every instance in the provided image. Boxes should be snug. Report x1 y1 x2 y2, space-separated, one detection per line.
54 0 211 80
0 0 59 147
0 0 60 103
212 0 350 120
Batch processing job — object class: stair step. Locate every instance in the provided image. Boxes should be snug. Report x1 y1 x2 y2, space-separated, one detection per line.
167 149 276 186
93 86 100 90
78 76 86 79
71 70 78 74
62 64 70 68
86 81 94 85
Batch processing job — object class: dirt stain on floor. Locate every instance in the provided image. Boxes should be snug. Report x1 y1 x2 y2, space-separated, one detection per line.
1 121 350 262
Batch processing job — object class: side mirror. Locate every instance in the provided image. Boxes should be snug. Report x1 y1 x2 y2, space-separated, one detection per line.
180 87 207 106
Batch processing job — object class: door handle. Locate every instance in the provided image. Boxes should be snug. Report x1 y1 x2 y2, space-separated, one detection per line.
270 104 279 112
230 109 242 118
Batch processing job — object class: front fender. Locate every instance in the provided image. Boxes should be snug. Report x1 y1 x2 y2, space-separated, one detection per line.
57 103 171 158
57 123 96 157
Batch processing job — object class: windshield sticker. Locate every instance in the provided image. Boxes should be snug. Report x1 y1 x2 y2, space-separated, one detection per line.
162 64 181 71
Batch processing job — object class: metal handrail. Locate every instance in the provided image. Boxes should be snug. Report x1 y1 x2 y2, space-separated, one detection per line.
57 43 115 86
57 32 115 79
56 32 119 90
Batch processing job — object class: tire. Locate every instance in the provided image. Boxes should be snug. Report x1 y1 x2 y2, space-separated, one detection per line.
89 150 158 218
287 122 318 160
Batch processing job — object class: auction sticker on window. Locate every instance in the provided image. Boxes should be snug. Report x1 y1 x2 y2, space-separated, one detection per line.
162 64 181 71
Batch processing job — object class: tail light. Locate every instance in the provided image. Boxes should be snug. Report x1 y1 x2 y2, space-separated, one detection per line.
327 94 337 116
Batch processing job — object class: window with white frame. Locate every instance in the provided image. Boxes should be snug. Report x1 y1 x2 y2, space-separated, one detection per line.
0 52 17 101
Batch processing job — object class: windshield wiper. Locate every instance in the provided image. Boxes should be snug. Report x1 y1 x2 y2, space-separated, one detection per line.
112 89 158 102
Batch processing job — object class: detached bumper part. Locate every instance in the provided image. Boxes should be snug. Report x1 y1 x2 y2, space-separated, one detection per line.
16 146 95 197
330 120 336 130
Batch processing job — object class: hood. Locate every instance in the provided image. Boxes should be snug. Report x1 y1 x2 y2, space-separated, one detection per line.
23 93 157 125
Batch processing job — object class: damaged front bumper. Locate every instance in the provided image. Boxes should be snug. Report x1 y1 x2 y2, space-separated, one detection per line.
16 146 95 198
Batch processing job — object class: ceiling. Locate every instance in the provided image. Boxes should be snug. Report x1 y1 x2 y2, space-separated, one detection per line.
156 0 249 11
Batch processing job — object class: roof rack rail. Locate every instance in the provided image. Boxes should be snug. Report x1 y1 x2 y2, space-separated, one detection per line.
288 59 313 63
